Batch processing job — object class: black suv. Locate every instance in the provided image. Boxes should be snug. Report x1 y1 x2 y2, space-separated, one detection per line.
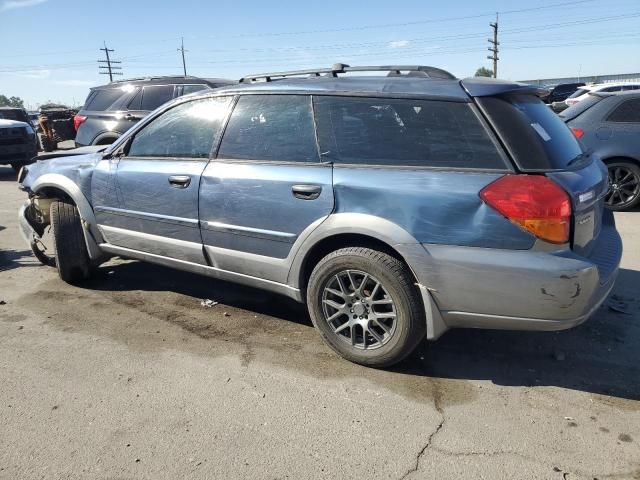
74 76 234 147
541 82 585 104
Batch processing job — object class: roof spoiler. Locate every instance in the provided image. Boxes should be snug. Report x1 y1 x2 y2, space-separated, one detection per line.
461 77 548 97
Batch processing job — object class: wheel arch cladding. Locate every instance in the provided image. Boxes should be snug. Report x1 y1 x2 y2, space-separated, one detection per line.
31 173 105 259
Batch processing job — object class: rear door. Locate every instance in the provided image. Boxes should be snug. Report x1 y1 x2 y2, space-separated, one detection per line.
94 96 232 264
199 94 333 282
477 94 609 256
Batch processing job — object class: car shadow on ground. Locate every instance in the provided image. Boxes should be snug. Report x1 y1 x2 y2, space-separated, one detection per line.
80 259 640 402
0 247 40 272
0 166 18 182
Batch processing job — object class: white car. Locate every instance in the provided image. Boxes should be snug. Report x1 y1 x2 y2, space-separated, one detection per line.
565 83 640 106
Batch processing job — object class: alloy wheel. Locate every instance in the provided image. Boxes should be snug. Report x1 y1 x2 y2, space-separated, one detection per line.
606 165 640 208
321 269 397 350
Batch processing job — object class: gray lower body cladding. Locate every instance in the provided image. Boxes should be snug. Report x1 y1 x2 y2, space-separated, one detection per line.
399 222 622 338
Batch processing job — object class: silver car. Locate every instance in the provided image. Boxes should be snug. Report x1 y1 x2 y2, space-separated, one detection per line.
18 64 622 367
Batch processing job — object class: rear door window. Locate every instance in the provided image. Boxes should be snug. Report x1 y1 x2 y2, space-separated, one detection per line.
478 95 583 171
313 96 506 169
84 89 125 111
607 98 640 123
140 85 175 111
218 95 318 162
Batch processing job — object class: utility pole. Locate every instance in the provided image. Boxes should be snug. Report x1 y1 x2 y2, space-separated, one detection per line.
98 41 122 82
178 37 188 77
487 13 499 78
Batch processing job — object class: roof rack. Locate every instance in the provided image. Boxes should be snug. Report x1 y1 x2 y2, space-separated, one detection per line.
239 63 456 83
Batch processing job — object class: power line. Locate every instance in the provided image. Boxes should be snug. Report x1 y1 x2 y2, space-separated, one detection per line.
98 41 122 81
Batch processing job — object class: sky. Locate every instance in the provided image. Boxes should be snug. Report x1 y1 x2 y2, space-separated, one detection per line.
1 0 639 108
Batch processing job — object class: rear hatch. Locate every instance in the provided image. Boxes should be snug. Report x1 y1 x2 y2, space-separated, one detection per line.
475 93 609 257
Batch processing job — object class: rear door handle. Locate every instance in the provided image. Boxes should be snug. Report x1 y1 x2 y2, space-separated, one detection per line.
168 175 191 188
292 184 322 200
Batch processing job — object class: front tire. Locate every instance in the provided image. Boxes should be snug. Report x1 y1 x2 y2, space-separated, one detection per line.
50 200 91 283
307 247 425 367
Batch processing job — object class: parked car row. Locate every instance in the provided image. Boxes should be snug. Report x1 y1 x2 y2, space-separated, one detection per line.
16 64 622 367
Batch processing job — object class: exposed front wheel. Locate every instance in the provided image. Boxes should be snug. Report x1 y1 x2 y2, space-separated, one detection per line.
50 200 91 283
307 247 425 367
605 161 640 211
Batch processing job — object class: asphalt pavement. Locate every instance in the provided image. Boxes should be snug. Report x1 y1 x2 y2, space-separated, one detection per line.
0 164 638 480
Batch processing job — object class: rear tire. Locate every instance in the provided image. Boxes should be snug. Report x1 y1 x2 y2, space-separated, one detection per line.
307 247 425 367
50 200 91 283
605 160 640 211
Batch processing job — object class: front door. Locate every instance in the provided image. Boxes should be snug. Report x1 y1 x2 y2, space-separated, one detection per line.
94 96 233 264
199 94 334 282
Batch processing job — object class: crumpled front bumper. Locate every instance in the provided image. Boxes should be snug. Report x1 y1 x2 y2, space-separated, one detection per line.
18 201 35 246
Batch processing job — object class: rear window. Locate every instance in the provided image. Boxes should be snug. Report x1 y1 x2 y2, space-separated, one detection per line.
478 95 583 170
313 96 505 169
84 88 125 111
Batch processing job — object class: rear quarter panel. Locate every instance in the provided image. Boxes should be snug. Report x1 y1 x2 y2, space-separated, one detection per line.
332 167 535 249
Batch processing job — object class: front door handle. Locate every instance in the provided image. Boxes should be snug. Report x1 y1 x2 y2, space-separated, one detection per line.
292 184 322 200
168 175 191 188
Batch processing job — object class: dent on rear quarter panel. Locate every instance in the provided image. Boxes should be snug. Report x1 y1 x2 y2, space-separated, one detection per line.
332 168 535 249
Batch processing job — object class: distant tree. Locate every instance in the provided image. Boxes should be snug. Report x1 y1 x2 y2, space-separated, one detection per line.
474 67 493 78
0 95 25 108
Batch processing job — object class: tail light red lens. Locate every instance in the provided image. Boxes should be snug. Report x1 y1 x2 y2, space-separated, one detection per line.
570 127 584 138
73 115 87 131
480 175 572 244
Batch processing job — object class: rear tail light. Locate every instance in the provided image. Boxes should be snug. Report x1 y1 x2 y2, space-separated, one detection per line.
570 127 584 138
73 115 87 131
480 175 572 244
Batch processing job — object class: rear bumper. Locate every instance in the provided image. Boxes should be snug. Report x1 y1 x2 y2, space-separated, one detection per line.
400 223 622 339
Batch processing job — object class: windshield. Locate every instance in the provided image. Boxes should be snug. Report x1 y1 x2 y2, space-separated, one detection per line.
0 109 28 122
559 95 603 121
568 88 589 99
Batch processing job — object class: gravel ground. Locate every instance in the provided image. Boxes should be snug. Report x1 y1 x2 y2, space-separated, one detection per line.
0 164 638 480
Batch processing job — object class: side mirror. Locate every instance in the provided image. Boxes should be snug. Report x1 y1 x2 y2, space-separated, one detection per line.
103 136 132 160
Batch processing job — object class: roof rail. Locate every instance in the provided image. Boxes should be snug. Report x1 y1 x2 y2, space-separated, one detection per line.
108 75 202 84
239 63 456 83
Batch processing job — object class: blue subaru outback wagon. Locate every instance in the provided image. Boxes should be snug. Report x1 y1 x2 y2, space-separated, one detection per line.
18 64 622 367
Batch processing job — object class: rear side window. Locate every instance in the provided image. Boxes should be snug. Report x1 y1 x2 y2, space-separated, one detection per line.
84 89 124 111
140 85 175 111
607 98 640 123
218 95 318 162
600 86 623 93
128 96 232 158
478 95 583 170
314 96 505 168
